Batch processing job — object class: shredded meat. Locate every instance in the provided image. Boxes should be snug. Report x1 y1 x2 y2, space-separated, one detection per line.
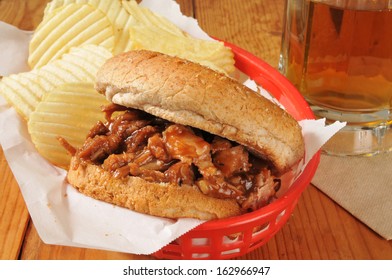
164 162 195 186
211 136 232 153
241 168 280 211
163 124 244 199
125 125 157 153
86 121 109 139
57 136 76 156
68 105 280 213
77 134 122 162
213 145 250 177
147 133 171 162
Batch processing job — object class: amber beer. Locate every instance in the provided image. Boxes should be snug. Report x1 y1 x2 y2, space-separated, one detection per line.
280 0 392 155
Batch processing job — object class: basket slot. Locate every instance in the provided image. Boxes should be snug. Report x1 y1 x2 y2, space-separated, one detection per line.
248 205 297 251
191 237 209 246
275 209 287 224
220 228 254 257
273 199 298 228
187 235 223 259
220 248 241 258
248 213 284 250
158 243 184 259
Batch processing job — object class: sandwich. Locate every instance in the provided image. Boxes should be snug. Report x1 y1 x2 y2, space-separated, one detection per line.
64 50 305 220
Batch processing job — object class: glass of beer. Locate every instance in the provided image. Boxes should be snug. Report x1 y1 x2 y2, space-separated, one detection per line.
279 0 392 156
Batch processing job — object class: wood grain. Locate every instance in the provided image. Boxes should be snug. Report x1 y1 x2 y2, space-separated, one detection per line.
0 0 391 260
0 147 30 259
0 0 48 30
193 0 284 67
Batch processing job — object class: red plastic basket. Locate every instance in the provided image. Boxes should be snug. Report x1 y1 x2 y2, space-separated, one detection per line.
153 42 320 260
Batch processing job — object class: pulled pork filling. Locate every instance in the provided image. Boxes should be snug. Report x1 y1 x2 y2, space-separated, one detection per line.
65 104 280 212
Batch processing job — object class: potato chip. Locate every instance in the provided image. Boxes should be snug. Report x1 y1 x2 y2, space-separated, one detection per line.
44 0 122 24
122 0 187 38
44 0 100 14
0 71 43 118
43 0 133 54
29 3 114 69
130 24 235 74
112 6 134 54
0 45 112 120
60 44 113 71
37 45 111 89
43 0 77 14
122 1 235 74
28 82 109 168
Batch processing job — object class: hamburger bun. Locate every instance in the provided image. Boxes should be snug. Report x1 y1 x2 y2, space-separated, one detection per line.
66 50 304 220
67 156 242 220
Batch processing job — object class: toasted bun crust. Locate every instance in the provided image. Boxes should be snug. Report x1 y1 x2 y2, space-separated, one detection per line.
67 158 242 220
95 50 304 174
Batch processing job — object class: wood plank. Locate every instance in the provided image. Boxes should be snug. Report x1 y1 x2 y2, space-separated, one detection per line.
0 147 30 259
175 0 194 17
0 0 48 31
193 0 284 67
0 0 26 28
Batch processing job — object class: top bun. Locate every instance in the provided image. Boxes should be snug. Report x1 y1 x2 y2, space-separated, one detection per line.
95 50 304 174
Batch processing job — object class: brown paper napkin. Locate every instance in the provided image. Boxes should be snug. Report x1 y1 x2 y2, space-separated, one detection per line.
311 153 392 240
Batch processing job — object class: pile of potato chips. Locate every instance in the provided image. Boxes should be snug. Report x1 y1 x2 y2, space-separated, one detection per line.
0 0 235 169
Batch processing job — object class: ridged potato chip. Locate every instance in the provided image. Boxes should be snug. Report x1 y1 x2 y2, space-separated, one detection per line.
43 0 133 54
122 1 235 74
44 0 110 14
122 0 187 38
29 3 114 69
28 82 109 169
0 71 43 118
112 6 134 54
129 24 235 74
0 45 112 120
37 44 113 91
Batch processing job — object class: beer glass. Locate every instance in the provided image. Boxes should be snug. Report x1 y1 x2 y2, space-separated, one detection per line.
279 0 392 156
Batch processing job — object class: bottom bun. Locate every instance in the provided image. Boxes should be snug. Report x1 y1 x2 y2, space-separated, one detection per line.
67 158 242 220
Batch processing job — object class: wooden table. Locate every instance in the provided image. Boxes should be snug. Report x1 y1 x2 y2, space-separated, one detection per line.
1 0 391 260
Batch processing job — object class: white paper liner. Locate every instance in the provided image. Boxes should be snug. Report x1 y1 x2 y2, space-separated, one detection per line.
0 23 32 76
0 0 345 255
